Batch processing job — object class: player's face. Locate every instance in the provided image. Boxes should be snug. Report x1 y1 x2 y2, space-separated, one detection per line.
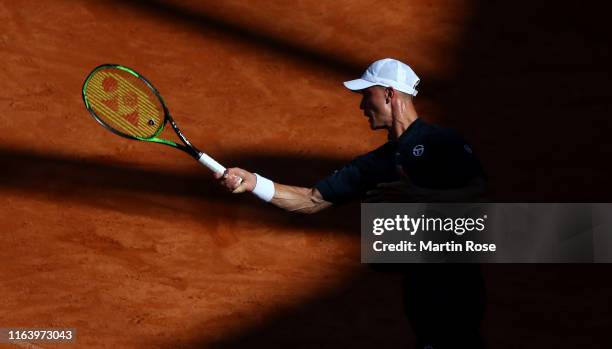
359 86 391 130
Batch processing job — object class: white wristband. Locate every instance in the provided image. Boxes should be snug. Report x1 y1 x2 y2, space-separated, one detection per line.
253 173 275 202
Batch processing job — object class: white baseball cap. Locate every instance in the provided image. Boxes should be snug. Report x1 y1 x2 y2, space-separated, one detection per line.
343 58 420 96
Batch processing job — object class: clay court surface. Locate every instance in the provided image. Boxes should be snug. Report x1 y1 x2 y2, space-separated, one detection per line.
1 1 611 348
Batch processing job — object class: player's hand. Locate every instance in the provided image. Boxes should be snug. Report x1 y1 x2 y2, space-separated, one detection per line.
215 167 256 194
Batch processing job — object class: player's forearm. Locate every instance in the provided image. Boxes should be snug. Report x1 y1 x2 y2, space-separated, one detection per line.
217 168 332 213
270 183 332 214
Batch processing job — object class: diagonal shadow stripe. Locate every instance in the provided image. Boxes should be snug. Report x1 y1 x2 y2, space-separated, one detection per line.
1 147 360 235
116 0 363 77
111 0 450 93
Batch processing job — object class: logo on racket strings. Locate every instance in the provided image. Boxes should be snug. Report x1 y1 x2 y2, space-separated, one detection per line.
87 71 160 135
100 76 140 126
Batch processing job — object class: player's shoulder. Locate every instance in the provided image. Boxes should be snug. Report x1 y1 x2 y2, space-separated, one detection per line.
351 141 394 167
400 119 464 148
350 137 396 158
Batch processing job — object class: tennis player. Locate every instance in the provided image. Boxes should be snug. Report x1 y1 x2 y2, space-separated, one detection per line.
217 58 487 349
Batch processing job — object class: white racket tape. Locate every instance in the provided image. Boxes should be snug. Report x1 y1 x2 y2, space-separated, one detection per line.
198 152 243 184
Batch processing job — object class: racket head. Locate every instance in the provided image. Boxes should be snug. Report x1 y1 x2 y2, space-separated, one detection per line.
82 64 168 141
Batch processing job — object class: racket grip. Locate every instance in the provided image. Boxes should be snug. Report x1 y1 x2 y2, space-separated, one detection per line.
198 152 243 184
197 152 226 174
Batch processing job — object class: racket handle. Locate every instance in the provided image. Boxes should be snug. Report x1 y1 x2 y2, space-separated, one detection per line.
197 152 243 184
198 152 226 174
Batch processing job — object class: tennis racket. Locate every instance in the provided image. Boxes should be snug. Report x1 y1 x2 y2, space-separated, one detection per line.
82 64 235 179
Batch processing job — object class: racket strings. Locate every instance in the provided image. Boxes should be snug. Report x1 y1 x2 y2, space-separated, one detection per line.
84 68 164 139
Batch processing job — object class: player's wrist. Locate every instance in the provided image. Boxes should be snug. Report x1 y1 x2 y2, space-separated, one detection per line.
252 173 275 202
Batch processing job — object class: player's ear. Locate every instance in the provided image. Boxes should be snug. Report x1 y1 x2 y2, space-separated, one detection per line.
385 87 395 103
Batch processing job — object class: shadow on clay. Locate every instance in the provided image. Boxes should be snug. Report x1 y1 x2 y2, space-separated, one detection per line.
0 147 360 235
118 0 363 77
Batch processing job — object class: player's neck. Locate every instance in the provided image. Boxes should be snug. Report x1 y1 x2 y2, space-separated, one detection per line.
388 109 419 140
